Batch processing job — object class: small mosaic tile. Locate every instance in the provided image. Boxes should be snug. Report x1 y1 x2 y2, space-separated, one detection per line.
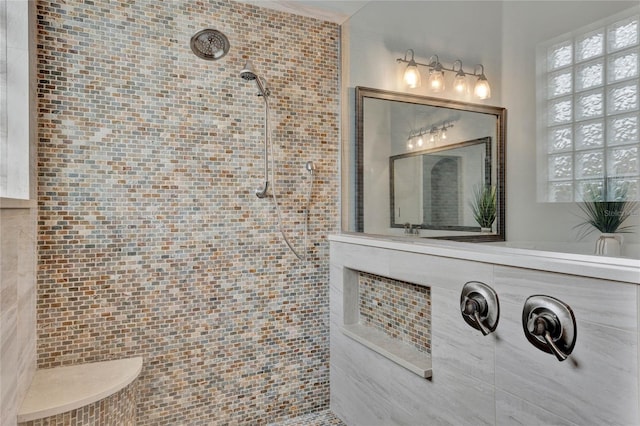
268 409 346 426
359 272 432 355
35 0 339 424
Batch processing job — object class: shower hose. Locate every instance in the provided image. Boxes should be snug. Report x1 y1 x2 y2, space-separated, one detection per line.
267 117 314 262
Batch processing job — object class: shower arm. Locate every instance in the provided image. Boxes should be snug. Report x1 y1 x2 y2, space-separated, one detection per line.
256 96 270 198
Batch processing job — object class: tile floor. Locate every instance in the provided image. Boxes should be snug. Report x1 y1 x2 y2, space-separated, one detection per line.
270 410 345 426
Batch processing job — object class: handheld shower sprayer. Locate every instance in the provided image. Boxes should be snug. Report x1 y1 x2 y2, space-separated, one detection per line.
240 61 271 198
239 60 315 261
240 60 270 98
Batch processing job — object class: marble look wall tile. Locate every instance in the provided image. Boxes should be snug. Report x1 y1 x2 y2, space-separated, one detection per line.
1 210 21 426
496 389 578 426
329 263 347 323
331 325 495 426
330 246 496 425
1 208 37 426
431 287 495 384
330 330 395 426
383 364 495 426
495 298 638 425
331 241 640 426
16 208 37 410
494 266 637 331
388 250 494 291
331 243 391 278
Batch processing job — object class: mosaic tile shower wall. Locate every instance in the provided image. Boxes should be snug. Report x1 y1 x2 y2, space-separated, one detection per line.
35 0 339 424
359 272 431 354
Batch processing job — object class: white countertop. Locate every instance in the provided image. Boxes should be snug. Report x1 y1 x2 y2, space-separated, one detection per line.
18 357 143 422
330 233 640 284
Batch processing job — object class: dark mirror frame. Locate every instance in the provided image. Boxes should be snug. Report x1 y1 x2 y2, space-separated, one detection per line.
355 86 507 242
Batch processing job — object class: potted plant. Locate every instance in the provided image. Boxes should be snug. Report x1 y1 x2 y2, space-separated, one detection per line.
470 184 496 232
575 184 637 256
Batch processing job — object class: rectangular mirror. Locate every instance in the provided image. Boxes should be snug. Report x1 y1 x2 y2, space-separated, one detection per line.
355 86 506 242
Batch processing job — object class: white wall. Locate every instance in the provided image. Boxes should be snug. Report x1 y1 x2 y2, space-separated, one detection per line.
501 1 639 246
344 0 640 251
343 1 503 234
1 0 30 199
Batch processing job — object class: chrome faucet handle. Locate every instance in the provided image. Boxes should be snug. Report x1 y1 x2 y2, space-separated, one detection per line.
460 282 499 335
528 313 568 361
523 296 576 362
462 296 491 335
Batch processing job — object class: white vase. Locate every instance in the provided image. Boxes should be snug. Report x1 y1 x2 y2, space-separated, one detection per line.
595 233 622 257
480 227 492 233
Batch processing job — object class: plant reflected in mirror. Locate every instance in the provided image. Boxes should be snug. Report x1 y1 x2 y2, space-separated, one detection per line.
470 184 497 230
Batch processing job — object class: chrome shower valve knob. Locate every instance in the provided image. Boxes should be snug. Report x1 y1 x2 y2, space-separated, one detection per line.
522 295 576 362
460 281 500 336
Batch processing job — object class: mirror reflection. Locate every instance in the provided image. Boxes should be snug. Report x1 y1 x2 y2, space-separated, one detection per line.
356 86 506 241
390 137 491 231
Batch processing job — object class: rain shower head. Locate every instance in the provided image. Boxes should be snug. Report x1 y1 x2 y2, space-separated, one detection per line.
240 60 270 97
190 29 230 60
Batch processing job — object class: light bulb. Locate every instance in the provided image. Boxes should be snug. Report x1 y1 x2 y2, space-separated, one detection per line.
407 140 414 150
404 62 421 88
474 75 491 99
428 69 445 92
417 136 424 147
453 71 467 94
441 128 447 140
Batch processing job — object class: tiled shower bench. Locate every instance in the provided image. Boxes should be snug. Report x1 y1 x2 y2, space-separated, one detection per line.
17 357 143 426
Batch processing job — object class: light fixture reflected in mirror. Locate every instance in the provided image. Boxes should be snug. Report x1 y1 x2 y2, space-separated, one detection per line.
440 122 450 140
401 49 422 89
429 127 438 143
396 50 491 99
406 121 455 151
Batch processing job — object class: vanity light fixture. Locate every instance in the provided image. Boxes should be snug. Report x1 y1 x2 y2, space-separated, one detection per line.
452 60 468 94
473 64 491 100
427 56 445 93
396 50 491 99
401 49 422 89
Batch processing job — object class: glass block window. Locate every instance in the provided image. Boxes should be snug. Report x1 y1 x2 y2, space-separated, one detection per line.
538 7 640 202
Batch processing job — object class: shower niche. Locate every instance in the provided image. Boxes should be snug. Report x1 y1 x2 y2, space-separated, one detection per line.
340 269 432 378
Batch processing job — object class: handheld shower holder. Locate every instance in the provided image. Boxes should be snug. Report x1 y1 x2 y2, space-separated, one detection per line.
305 161 316 174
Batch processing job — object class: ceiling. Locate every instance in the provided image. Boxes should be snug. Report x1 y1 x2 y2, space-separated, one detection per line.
236 1 370 24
